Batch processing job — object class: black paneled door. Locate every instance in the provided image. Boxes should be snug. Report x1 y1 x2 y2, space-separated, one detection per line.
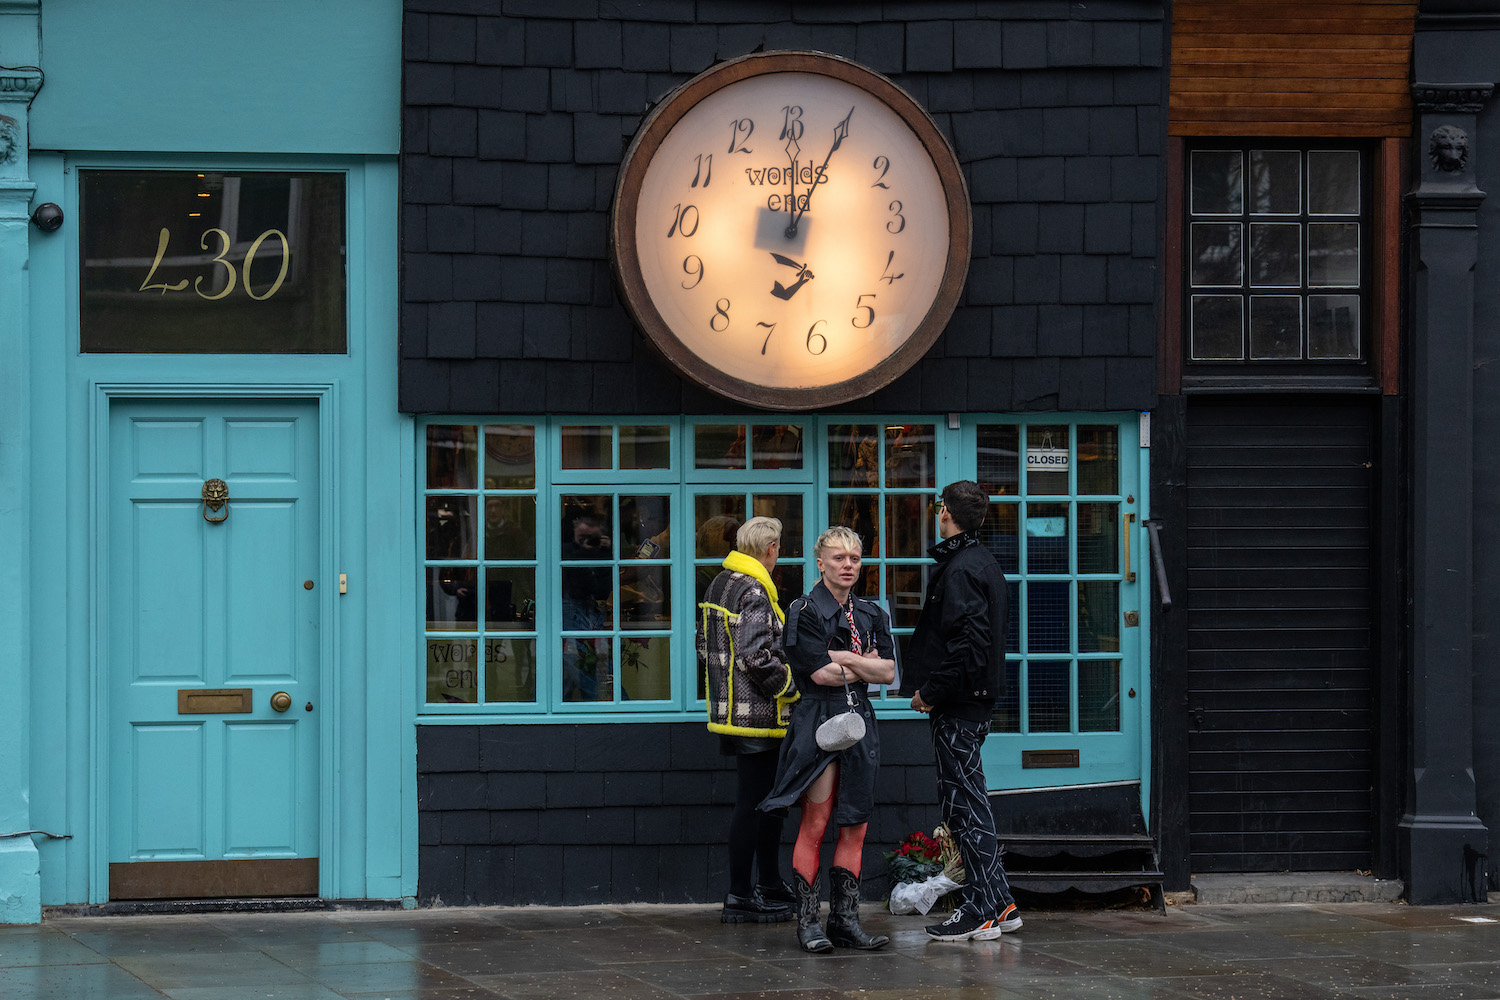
1185 398 1376 871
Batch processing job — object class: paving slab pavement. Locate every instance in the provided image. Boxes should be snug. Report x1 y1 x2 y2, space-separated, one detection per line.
3 898 1500 999
1191 872 1407 905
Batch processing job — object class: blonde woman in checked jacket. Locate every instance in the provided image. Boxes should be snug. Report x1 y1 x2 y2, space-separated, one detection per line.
698 516 799 924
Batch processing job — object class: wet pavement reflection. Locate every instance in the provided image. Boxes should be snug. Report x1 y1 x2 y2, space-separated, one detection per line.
2 899 1500 999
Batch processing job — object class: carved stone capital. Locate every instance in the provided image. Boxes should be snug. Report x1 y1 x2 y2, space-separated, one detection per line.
0 71 41 99
1413 82 1495 113
0 72 40 177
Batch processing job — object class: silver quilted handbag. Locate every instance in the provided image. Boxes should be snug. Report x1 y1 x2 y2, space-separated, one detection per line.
815 669 866 752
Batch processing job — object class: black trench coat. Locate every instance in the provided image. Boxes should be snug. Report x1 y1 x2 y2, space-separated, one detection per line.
758 581 893 827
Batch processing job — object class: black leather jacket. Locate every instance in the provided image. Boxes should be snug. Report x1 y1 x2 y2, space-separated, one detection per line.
900 531 1009 722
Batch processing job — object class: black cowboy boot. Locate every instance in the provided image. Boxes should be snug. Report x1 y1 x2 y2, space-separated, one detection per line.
825 866 890 950
793 871 833 953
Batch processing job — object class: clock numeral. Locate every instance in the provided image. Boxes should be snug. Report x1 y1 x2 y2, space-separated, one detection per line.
879 250 905 285
851 294 876 329
887 200 906 234
710 298 732 332
756 321 776 355
667 203 700 238
760 319 830 355
691 153 712 188
805 319 828 355
682 255 704 289
871 155 892 190
779 105 804 142
728 118 754 154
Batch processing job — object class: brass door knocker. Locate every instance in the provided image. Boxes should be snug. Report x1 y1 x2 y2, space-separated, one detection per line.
202 478 229 523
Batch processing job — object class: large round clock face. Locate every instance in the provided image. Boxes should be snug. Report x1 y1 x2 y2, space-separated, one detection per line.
613 52 970 409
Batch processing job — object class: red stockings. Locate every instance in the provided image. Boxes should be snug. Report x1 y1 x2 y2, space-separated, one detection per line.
792 765 868 882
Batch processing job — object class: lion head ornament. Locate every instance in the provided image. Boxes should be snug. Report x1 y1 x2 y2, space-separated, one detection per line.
1430 125 1470 174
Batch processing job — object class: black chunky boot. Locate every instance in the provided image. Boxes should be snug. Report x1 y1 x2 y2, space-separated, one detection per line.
722 888 791 924
757 879 796 907
825 866 889 950
793 872 833 953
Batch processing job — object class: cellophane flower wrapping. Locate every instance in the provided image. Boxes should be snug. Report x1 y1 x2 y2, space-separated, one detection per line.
884 824 966 913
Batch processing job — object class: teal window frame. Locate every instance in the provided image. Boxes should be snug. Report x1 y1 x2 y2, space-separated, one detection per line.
416 413 1146 734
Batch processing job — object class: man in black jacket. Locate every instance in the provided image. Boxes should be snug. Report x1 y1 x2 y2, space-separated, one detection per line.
902 479 1021 942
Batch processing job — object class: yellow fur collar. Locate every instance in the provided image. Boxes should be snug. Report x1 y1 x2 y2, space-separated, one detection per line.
721 550 784 623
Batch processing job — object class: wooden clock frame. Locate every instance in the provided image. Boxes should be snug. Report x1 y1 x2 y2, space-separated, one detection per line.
610 50 972 411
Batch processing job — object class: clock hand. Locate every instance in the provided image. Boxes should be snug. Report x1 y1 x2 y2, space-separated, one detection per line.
787 106 854 237
784 130 801 239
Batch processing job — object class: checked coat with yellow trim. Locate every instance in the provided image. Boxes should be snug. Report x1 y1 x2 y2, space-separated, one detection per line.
698 568 797 737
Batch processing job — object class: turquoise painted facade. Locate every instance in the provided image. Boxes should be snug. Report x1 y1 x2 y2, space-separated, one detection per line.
0 1 410 920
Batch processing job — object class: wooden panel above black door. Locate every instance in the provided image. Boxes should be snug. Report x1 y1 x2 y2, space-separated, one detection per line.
1170 0 1416 137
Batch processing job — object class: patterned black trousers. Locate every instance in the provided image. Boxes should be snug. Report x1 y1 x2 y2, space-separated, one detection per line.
930 713 1015 917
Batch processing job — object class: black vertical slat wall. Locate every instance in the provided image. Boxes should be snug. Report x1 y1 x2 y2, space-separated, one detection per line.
1184 398 1376 871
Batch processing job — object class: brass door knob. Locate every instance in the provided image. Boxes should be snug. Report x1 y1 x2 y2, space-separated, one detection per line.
270 691 293 713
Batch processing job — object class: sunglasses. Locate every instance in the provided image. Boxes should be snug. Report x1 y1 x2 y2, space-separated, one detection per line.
935 497 946 510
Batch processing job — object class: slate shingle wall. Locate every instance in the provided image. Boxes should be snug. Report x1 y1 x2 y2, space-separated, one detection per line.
417 720 943 905
401 1 1166 415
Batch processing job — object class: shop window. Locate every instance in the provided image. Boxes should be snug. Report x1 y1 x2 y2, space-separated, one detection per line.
558 490 674 703
693 423 805 471
825 422 938 703
689 488 810 700
1187 146 1366 365
424 424 540 706
418 415 1139 727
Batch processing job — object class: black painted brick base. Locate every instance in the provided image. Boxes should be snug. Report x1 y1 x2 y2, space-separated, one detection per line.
417 720 941 906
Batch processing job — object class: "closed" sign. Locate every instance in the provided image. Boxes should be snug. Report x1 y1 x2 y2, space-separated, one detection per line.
1026 447 1070 473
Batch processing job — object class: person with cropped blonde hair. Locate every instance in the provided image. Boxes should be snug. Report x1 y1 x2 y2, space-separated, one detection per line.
736 516 783 560
761 526 896 953
699 515 798 923
813 525 861 559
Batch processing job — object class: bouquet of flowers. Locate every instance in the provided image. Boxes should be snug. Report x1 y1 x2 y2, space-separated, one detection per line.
885 829 944 884
885 825 965 913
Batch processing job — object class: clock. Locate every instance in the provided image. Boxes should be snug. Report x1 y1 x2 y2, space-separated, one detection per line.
611 51 971 410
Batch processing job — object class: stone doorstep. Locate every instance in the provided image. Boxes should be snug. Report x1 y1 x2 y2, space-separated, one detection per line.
1190 872 1406 905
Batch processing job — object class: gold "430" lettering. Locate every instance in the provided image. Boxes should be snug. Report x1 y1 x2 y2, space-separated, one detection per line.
138 226 291 301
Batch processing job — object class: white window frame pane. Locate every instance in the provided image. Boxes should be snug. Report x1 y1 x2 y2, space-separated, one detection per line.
1308 149 1362 216
1307 222 1361 288
1249 222 1302 288
1248 294 1304 360
1190 222 1244 287
1190 149 1244 216
1190 294 1245 360
1308 294 1362 360
1248 149 1302 216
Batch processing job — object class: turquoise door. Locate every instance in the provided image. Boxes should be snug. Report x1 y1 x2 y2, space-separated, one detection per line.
807 417 1147 794
962 419 1147 791
107 398 321 899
